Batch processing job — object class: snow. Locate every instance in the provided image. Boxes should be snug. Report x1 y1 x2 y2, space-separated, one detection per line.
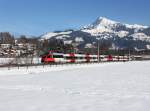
85 43 93 48
82 17 118 30
41 31 72 40
92 17 148 30
0 58 14 65
94 17 118 27
64 40 72 44
131 33 150 41
116 31 129 38
82 17 117 34
56 35 70 40
75 37 84 42
82 28 113 35
58 31 72 35
125 24 148 29
146 45 150 49
0 58 41 65
41 32 58 39
0 61 150 111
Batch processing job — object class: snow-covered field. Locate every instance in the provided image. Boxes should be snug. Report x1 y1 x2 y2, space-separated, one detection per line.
0 57 41 65
0 61 150 111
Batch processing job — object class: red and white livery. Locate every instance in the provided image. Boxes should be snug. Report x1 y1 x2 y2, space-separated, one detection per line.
41 52 130 63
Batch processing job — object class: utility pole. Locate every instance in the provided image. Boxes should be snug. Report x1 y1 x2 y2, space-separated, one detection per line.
128 49 131 61
97 38 100 62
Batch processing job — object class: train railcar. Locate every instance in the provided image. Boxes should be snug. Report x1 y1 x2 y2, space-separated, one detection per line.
64 53 98 63
64 53 76 63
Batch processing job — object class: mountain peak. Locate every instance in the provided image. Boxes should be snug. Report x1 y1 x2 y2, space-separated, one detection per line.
82 16 149 31
94 17 119 26
96 17 118 24
87 17 120 30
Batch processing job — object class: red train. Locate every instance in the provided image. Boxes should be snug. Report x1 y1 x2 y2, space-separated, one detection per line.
41 52 129 63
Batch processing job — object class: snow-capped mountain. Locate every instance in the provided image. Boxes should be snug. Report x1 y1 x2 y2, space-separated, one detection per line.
41 17 150 50
82 17 148 37
83 17 148 30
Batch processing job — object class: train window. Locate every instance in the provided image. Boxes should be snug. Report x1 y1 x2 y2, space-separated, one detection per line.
66 56 77 59
53 55 63 58
93 57 97 59
78 57 84 59
85 56 91 59
66 57 71 59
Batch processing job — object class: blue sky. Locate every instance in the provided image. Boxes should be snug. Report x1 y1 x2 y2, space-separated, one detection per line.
0 0 149 36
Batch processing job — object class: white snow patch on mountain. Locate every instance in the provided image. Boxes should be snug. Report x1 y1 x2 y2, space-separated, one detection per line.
41 32 58 39
41 31 72 40
85 43 93 48
131 33 150 41
82 27 113 35
146 45 150 49
75 37 84 42
125 24 148 29
116 31 129 37
56 35 70 40
93 17 119 28
64 40 72 44
58 31 72 35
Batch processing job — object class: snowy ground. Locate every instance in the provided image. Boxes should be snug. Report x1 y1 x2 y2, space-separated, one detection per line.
0 61 150 111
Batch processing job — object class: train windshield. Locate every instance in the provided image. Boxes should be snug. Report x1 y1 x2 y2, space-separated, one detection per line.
47 55 52 58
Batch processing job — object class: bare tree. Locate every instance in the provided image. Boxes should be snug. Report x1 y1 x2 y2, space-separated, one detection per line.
17 35 28 44
0 32 15 44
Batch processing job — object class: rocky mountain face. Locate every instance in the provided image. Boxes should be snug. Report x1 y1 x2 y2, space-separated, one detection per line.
41 17 150 50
